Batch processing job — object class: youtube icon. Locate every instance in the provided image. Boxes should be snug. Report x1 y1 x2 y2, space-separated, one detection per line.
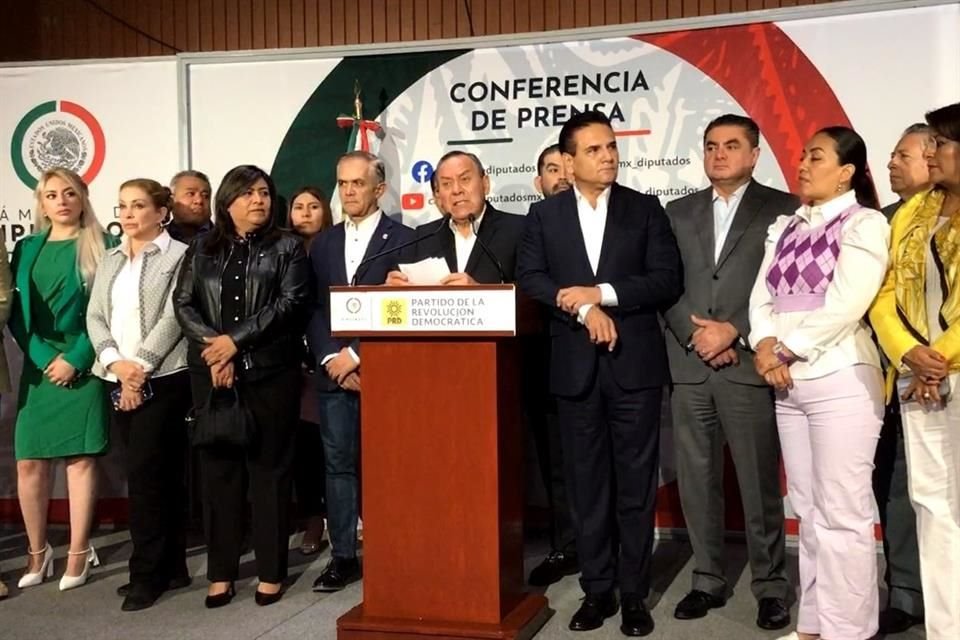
401 192 425 209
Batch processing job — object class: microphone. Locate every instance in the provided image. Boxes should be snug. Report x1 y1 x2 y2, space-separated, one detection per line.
350 213 450 286
468 213 506 284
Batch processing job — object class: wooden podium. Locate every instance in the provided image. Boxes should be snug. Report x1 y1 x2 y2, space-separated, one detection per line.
329 285 550 640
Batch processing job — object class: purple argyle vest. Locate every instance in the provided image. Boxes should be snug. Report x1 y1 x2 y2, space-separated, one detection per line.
765 204 861 312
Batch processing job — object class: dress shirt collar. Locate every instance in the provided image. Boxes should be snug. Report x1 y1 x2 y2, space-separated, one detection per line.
344 209 382 233
712 181 749 205
797 189 858 223
449 204 487 235
573 183 611 209
112 229 173 258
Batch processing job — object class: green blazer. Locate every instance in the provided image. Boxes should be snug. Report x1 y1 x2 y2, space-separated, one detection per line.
9 231 117 373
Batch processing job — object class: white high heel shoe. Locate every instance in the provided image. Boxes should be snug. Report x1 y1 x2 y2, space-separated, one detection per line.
18 542 54 588
59 546 100 591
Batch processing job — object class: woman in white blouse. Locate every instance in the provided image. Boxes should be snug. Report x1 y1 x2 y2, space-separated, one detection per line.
86 179 191 611
748 127 890 640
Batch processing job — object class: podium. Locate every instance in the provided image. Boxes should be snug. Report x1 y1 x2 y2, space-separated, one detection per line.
329 284 550 640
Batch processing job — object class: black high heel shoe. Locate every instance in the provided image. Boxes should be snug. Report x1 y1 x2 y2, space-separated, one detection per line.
204 582 236 609
255 588 283 606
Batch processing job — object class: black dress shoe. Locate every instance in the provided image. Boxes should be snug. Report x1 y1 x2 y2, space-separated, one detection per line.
620 593 654 637
674 590 726 620
255 589 283 606
204 583 236 609
117 574 192 597
528 550 579 587
569 591 618 631
757 597 790 630
879 607 924 634
121 583 164 612
312 557 361 592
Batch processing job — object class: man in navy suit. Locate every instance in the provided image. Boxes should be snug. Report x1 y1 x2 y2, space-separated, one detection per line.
518 111 682 636
307 150 414 592
386 151 525 284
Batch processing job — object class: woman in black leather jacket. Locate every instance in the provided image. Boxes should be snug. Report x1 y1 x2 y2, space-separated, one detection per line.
173 165 311 608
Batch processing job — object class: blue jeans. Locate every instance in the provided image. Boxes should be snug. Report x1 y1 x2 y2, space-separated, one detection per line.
318 390 360 559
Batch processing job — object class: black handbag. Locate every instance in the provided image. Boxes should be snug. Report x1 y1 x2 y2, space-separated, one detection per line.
187 387 256 448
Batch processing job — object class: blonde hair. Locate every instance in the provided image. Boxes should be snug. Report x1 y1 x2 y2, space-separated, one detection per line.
34 167 108 290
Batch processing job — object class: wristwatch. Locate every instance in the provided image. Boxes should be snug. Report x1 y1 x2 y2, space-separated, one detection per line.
772 341 793 365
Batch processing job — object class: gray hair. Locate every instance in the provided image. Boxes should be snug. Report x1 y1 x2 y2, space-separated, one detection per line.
170 169 211 190
338 150 386 184
901 123 934 148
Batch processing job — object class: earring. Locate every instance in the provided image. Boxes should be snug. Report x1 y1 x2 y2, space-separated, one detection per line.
836 183 843 193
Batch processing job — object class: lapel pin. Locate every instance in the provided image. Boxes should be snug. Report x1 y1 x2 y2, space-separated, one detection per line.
382 233 389 239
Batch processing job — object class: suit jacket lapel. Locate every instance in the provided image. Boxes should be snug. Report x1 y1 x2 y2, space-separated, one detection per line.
695 189 716 270
715 181 763 271
464 207 497 276
360 215 392 264
15 233 47 331
595 185 622 279
439 221 458 273
561 189 595 280
330 225 348 285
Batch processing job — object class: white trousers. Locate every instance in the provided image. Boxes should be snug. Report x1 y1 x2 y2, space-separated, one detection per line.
900 372 960 640
776 365 883 640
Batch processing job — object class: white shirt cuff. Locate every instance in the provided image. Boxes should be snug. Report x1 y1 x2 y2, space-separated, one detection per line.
577 303 593 324
321 349 361 366
99 348 123 369
598 283 618 307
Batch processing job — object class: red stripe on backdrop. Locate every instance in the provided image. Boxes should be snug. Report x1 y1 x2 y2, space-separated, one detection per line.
635 22 853 194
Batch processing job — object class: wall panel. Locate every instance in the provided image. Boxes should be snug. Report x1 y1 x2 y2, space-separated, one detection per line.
0 0 853 62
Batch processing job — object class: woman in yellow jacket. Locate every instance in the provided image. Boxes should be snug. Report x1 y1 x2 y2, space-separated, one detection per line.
869 101 960 640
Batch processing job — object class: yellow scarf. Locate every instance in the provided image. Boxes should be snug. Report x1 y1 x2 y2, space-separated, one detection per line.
893 188 960 341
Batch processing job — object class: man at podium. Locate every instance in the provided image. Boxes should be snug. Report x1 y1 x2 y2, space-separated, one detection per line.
385 151 525 285
518 111 683 637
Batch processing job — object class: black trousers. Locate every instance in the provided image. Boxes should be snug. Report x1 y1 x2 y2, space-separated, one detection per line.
293 419 326 518
523 337 576 553
112 372 192 589
556 356 661 596
191 367 300 583
873 395 924 616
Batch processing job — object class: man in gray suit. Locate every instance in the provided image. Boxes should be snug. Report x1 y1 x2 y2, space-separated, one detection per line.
874 123 932 635
662 114 797 631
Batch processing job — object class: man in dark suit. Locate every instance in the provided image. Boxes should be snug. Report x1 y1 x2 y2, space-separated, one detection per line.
518 110 682 636
526 143 579 587
386 151 525 284
168 170 213 243
307 150 414 591
662 114 797 630
874 123 932 635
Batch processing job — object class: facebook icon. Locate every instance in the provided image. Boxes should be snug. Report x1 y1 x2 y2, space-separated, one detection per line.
411 160 434 184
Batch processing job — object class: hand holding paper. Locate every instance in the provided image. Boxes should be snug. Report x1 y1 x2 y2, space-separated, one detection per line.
397 257 452 285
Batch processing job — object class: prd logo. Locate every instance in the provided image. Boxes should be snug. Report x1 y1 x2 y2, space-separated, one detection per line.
10 100 106 189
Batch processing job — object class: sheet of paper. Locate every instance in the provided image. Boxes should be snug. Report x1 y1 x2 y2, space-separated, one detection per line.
398 257 451 285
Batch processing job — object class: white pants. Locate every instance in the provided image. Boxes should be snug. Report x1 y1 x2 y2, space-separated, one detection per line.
776 365 883 640
900 372 960 640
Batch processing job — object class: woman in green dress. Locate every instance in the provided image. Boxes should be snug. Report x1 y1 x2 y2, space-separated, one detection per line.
10 167 113 592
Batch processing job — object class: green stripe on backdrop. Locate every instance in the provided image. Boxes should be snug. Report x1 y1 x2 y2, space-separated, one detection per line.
270 50 469 210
